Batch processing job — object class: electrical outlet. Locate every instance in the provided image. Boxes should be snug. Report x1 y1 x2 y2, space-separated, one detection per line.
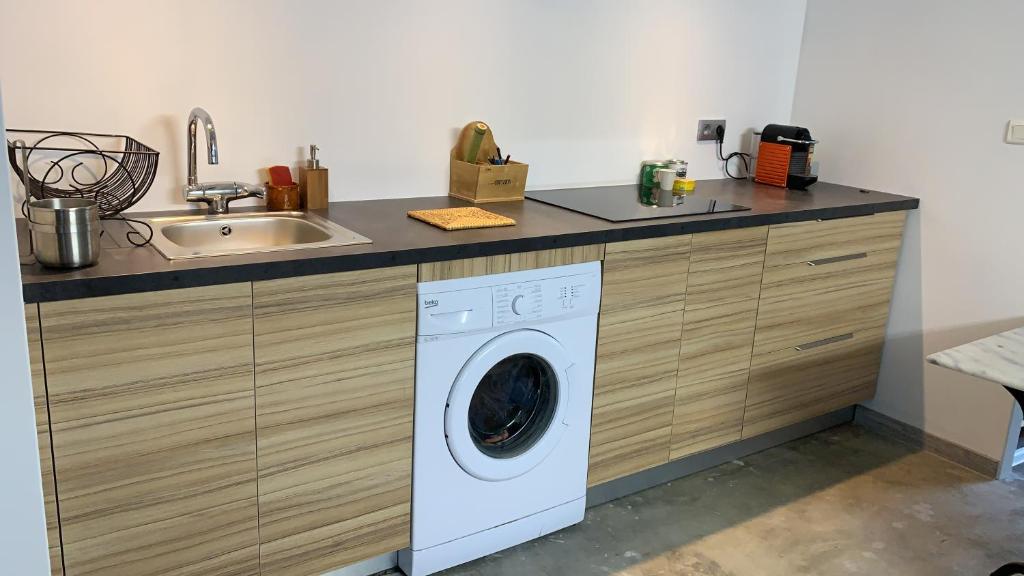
697 119 726 142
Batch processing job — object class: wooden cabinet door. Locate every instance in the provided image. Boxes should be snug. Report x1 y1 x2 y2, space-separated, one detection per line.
743 328 886 436
671 227 767 459
589 236 691 486
40 284 260 576
252 266 417 576
743 211 907 436
25 304 63 576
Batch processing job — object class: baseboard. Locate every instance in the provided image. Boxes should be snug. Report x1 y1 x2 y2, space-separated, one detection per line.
854 405 999 478
320 552 396 576
587 407 855 507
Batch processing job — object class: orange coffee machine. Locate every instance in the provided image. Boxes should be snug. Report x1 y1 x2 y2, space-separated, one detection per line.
754 124 818 189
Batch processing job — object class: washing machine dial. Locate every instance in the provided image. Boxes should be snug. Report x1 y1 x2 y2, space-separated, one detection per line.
493 283 543 325
511 294 524 315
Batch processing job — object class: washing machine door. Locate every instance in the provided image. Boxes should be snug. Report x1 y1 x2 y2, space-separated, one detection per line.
445 329 574 482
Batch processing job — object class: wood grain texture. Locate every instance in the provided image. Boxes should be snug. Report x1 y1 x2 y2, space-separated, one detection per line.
763 211 906 268
417 255 510 282
25 304 63 575
508 244 605 271
253 266 416 576
753 248 901 356
589 236 691 486
671 227 767 460
40 284 259 576
49 545 63 576
743 328 887 437
418 244 604 282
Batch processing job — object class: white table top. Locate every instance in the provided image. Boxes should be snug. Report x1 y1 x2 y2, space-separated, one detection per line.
926 327 1024 392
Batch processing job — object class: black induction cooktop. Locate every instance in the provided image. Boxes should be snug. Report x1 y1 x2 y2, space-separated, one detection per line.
525 186 750 222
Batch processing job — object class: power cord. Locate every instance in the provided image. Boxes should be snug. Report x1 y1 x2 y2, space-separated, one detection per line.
715 125 751 180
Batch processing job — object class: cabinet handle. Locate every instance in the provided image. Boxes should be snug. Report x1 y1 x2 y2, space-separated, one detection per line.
794 332 854 351
806 252 867 267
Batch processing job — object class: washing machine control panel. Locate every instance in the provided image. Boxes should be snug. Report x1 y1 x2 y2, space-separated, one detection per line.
493 272 598 326
417 263 601 336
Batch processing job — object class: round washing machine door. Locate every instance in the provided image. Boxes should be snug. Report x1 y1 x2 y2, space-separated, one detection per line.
445 329 574 482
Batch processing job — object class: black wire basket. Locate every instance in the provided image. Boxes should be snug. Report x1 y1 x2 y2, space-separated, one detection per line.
6 129 159 217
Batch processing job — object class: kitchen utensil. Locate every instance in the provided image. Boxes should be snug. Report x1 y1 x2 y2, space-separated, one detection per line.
463 122 489 164
27 197 101 268
407 207 516 231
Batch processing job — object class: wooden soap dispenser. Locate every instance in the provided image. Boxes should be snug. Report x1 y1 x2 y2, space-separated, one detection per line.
300 144 329 210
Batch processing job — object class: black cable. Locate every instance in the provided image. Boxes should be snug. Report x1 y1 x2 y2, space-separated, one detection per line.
717 137 751 180
102 214 154 247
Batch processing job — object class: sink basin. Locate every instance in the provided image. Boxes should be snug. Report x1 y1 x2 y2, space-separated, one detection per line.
136 211 372 259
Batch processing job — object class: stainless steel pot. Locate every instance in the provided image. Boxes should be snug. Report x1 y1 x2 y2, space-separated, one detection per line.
27 198 101 269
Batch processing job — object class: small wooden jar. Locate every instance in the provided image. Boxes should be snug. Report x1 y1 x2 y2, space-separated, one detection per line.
266 183 300 211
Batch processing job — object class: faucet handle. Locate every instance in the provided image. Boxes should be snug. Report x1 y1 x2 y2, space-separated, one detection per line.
237 182 266 199
184 181 265 214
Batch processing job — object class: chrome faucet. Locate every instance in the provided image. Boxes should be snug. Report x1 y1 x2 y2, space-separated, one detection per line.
183 107 266 214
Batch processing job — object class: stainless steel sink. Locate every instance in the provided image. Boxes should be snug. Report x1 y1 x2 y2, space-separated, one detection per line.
136 211 372 259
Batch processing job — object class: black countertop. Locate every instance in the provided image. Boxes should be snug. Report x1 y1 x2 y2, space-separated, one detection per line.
19 180 919 303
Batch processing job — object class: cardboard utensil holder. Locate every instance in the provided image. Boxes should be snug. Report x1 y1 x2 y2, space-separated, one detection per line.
449 122 528 203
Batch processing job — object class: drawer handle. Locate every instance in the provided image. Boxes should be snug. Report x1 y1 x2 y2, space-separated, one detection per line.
806 252 867 267
795 333 854 351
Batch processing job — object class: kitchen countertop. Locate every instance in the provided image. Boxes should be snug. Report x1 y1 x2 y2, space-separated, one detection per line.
927 327 1024 392
19 179 919 303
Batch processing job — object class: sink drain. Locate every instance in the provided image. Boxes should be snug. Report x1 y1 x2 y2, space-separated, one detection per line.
220 225 232 236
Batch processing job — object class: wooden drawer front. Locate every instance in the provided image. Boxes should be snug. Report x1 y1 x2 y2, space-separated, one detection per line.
764 211 906 268
743 328 885 437
418 244 604 282
25 304 63 575
253 266 416 576
589 236 690 486
753 247 900 356
671 227 767 460
509 244 605 271
41 284 260 576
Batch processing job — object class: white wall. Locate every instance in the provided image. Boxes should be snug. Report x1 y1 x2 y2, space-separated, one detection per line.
792 0 1024 460
0 0 806 212
0 85 52 573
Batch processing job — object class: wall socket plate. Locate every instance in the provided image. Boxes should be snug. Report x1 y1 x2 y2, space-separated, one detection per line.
1006 120 1024 144
697 119 726 142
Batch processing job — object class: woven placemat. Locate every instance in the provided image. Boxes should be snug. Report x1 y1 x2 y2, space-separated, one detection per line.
407 207 516 231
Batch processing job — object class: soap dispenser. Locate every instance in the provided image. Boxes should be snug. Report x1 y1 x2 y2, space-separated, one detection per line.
300 144 329 210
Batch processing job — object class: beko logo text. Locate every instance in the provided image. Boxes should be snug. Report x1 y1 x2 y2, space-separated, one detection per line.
423 299 439 308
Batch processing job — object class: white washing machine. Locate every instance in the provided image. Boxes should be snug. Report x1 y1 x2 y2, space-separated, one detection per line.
399 261 601 576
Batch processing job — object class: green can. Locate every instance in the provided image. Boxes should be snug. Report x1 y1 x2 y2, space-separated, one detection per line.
639 160 668 205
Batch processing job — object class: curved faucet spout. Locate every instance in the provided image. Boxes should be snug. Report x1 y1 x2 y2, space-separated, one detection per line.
187 107 218 187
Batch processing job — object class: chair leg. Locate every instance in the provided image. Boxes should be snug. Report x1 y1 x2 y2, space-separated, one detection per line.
992 563 1024 576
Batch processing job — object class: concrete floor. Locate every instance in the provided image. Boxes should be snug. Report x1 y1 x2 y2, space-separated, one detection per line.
425 424 1024 576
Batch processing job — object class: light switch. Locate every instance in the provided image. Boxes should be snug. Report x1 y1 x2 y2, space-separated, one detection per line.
1006 120 1024 145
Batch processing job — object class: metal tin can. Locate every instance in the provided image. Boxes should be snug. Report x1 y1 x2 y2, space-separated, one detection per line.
640 160 668 188
667 159 688 178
